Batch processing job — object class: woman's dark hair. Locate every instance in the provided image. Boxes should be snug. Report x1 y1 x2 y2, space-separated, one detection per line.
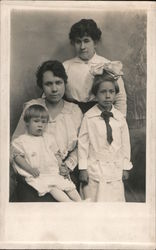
36 60 68 89
24 104 49 123
91 71 120 96
69 19 102 43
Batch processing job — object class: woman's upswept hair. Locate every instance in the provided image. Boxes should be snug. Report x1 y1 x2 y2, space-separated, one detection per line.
24 104 49 123
91 71 120 96
36 60 68 89
69 19 102 43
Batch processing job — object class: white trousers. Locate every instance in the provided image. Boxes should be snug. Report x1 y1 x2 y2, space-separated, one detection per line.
81 178 125 202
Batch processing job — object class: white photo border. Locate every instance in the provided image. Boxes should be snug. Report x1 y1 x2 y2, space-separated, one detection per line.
0 1 156 249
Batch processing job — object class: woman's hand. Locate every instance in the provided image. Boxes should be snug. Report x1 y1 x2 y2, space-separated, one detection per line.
30 168 40 178
79 169 89 185
59 163 70 179
122 170 129 181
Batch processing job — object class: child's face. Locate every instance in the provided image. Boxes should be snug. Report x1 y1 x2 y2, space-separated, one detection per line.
96 81 116 110
74 36 96 61
42 71 65 104
26 117 48 136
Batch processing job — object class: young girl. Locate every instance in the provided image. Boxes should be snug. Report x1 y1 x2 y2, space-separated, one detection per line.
78 65 133 202
11 104 82 202
63 19 127 115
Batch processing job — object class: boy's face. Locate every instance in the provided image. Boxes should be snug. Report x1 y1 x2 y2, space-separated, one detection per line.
26 117 48 136
74 36 96 61
96 81 116 111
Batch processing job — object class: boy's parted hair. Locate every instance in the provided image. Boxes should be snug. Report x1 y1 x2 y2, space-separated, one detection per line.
69 19 102 43
91 71 120 96
36 60 68 89
24 104 49 123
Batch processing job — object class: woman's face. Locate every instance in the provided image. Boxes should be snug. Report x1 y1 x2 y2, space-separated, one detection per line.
74 36 96 61
42 71 65 104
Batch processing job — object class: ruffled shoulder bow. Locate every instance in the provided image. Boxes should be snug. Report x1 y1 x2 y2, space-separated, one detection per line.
90 61 123 80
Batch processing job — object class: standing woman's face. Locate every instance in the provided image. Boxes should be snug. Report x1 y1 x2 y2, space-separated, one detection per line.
42 71 65 104
74 36 96 61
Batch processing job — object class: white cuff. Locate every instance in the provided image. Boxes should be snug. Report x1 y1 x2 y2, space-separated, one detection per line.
78 158 88 170
123 159 133 170
65 157 76 171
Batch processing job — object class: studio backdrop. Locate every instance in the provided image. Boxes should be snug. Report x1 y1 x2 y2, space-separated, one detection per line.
10 9 146 201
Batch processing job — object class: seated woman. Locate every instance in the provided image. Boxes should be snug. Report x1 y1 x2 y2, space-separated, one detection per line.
11 60 83 202
63 19 127 115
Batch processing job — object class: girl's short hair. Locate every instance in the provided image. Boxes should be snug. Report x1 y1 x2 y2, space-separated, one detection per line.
91 71 120 96
24 104 49 123
69 19 102 43
36 60 68 89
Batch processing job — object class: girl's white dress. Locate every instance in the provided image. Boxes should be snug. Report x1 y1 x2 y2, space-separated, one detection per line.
12 99 83 172
78 104 133 202
11 133 75 196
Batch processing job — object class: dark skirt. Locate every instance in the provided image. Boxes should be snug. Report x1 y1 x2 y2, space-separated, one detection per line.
72 100 97 114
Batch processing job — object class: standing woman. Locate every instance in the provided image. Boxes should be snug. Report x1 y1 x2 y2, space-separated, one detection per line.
12 60 83 200
63 19 127 115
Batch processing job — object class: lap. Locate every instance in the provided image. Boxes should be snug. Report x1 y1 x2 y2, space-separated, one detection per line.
10 166 80 202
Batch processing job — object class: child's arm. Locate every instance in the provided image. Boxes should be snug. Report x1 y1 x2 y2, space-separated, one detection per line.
114 77 127 117
14 155 40 178
78 116 90 184
121 118 133 179
11 136 40 178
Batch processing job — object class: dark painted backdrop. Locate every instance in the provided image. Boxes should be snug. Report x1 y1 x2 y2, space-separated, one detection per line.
10 10 146 201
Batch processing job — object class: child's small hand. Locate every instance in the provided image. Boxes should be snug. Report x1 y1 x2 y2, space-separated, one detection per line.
30 168 40 178
59 163 70 179
122 170 129 181
79 169 89 185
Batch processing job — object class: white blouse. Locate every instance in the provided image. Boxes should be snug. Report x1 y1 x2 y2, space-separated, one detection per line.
12 98 83 170
78 105 132 182
63 53 127 116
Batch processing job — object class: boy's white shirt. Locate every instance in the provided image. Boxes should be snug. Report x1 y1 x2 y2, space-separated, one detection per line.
78 104 132 182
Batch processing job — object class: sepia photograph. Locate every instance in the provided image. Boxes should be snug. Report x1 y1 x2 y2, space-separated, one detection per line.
0 1 155 249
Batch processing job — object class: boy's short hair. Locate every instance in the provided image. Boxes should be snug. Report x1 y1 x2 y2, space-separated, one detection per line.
91 71 120 96
24 104 49 123
69 19 102 43
36 60 68 89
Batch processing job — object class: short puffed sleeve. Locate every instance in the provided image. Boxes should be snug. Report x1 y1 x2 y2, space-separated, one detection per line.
10 136 25 162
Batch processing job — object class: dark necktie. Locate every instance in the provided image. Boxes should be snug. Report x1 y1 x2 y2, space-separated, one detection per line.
101 110 113 144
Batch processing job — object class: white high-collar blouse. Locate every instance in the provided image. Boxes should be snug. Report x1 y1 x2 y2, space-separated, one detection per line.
63 53 127 116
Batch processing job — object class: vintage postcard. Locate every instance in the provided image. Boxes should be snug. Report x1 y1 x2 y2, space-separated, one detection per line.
0 1 156 249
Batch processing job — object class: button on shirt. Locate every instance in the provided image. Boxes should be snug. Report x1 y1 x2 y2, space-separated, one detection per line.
63 53 127 116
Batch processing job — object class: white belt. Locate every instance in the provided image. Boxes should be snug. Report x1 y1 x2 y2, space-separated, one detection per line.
90 151 121 163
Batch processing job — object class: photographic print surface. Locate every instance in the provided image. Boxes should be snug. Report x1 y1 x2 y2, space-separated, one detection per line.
0 1 155 249
10 8 146 203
